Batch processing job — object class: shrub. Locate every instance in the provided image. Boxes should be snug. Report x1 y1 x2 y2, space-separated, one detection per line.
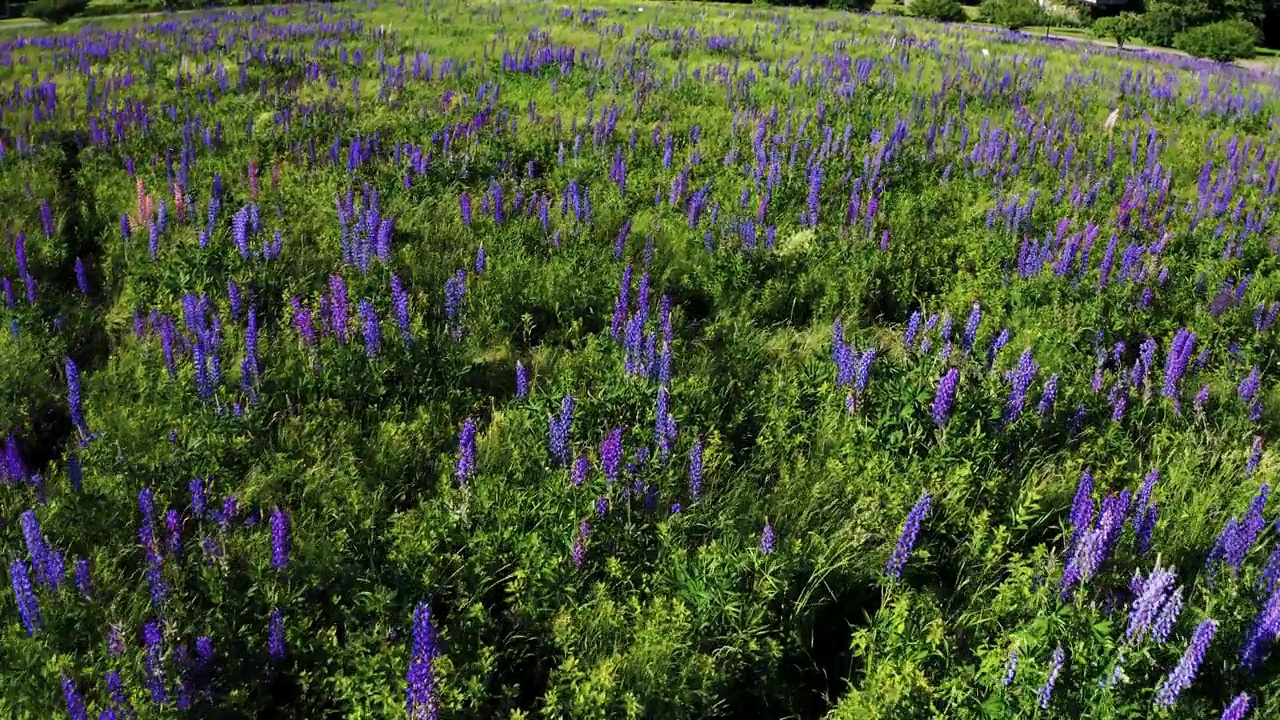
978 0 1043 30
911 0 967 22
1173 19 1260 61
829 0 875 11
24 0 89 24
1092 12 1140 48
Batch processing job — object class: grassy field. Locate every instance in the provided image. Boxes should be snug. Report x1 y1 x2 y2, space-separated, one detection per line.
1 1 1280 719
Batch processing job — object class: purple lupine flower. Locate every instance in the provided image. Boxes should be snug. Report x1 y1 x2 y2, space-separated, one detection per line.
359 298 381 357
443 269 467 341
456 418 477 483
74 258 90 295
1221 694 1253 720
1127 563 1177 644
655 387 677 461
886 492 931 579
66 358 89 440
1247 436 1264 477
9 560 42 635
601 428 623 483
1037 374 1058 416
932 368 960 428
107 626 124 657
515 361 529 398
1155 619 1217 709
571 454 589 488
1194 385 1211 414
271 507 290 570
1002 647 1018 686
1151 586 1184 644
1038 647 1064 709
1239 366 1261 404
475 245 486 275
571 521 589 567
74 558 93 598
460 192 472 226
1162 328 1196 404
1004 349 1038 422
267 608 285 662
760 520 775 555
1241 583 1280 670
904 311 922 349
143 618 167 704
105 668 133 718
962 302 981 352
390 275 411 342
329 275 349 344
548 395 574 466
406 602 439 720
189 478 206 517
20 510 63 588
62 675 88 720
1133 468 1159 556
689 439 704 501
987 328 1010 367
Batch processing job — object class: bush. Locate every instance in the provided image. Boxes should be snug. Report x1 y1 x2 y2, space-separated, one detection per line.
829 0 875 11
24 0 89 23
1092 12 1140 48
1174 19 1260 61
978 0 1043 30
911 0 967 22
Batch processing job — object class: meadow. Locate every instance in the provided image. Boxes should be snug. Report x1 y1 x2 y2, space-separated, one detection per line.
1 1 1280 718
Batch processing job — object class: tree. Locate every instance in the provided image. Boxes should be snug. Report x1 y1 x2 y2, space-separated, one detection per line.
979 0 1043 31
830 0 876 10
24 0 87 24
1093 13 1140 48
1142 0 1266 47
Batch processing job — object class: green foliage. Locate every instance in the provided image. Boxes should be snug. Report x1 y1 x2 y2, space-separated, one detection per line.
911 0 968 23
1141 0 1266 47
978 0 1043 30
1092 12 1140 48
830 0 875 11
23 0 88 24
1174 19 1261 60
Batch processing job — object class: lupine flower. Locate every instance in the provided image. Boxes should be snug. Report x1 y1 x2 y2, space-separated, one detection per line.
9 559 42 635
66 358 90 441
268 609 286 662
74 558 93 598
601 428 623 483
689 439 704 501
359 298 381 357
74 258 90 295
932 368 960 428
1155 619 1217 709
962 302 981 352
548 395 574 466
1004 349 1038 422
571 454 589 488
1220 693 1253 720
760 520 775 555
1039 646 1064 709
406 602 440 720
515 361 528 398
987 328 1010 367
1133 468 1159 556
62 675 88 720
1002 647 1018 686
271 507 290 570
1127 563 1177 644
886 492 931 579
1037 374 1058 416
143 618 167 704
1241 583 1280 669
1162 328 1196 404
456 419 477 483
1247 436 1264 477
390 275 411 342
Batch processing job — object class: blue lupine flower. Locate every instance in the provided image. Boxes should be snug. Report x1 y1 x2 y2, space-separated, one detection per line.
1155 619 1217 709
1127 563 1177 644
271 507 290 570
886 492 931 579
548 395 574 466
9 560 42 635
456 419 477 483
62 675 88 720
66 358 90 441
406 602 440 720
760 520 775 555
689 439 704 501
601 428 623 483
1002 647 1017 686
359 298 381 357
74 558 93 599
963 302 981 352
1038 646 1064 709
1037 374 1058 416
1220 693 1253 720
143 618 167 704
1241 583 1280 670
390 275 411 343
515 361 529 398
1239 366 1261 404
932 369 960 428
1004 349 1038 422
268 609 286 662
